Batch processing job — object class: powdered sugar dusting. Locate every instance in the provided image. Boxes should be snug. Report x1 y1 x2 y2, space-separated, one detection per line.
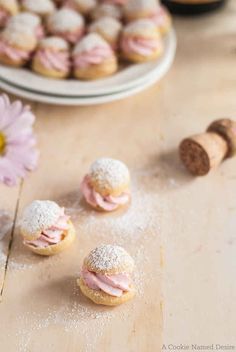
69 0 97 11
91 3 122 20
124 0 159 13
89 157 130 191
1 26 37 48
20 200 61 237
89 16 122 40
22 0 55 14
8 12 41 29
85 244 134 272
123 19 158 36
39 36 69 50
73 33 111 55
47 8 84 32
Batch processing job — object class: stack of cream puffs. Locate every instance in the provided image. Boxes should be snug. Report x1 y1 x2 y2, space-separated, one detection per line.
0 0 173 80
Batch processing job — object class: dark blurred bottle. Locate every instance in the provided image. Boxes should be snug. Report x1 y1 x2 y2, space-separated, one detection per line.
161 0 227 15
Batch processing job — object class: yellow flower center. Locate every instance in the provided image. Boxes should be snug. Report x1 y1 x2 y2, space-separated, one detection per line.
0 132 6 155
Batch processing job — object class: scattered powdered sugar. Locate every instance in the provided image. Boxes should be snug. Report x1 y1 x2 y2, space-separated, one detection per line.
39 36 69 50
89 157 130 190
73 33 111 55
72 184 160 246
91 3 122 20
124 0 158 13
48 8 84 32
85 244 134 272
22 0 55 14
89 16 122 39
123 19 158 36
20 200 61 237
2 170 162 350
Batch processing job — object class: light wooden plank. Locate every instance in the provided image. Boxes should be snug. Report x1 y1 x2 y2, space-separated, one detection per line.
0 185 19 294
0 95 163 351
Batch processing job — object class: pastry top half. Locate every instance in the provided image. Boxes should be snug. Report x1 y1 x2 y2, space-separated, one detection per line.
123 18 159 38
87 157 130 197
1 26 37 50
22 0 55 15
124 0 159 15
89 16 122 42
8 12 42 29
84 244 135 275
47 8 84 32
90 3 123 21
21 200 63 240
38 36 70 51
66 0 97 14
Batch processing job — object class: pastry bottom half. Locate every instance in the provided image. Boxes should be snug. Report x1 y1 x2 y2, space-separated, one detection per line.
24 220 76 256
32 57 69 79
73 58 118 80
78 277 135 306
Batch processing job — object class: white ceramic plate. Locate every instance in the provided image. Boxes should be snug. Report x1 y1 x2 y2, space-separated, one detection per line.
0 55 173 106
0 30 176 98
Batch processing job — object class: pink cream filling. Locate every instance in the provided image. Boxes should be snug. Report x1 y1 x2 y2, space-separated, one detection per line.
53 28 84 44
0 40 30 61
81 267 131 297
36 49 70 72
81 175 130 211
24 209 70 248
0 8 9 27
35 25 45 40
148 7 169 27
121 36 161 56
73 46 114 69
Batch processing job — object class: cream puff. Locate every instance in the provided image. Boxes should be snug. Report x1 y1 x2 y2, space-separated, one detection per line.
47 8 84 44
88 16 122 50
78 244 135 306
7 12 45 40
90 3 122 21
20 200 76 256
0 0 19 27
64 0 97 16
73 33 118 80
120 19 163 63
32 36 71 79
22 0 55 18
80 157 130 211
124 0 171 35
0 26 37 67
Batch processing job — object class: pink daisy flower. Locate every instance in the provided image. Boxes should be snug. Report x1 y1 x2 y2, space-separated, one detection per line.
0 94 39 187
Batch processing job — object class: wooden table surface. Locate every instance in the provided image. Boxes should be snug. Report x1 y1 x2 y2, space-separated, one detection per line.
1 2 236 351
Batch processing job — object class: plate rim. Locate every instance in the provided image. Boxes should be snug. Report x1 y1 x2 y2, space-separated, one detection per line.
0 71 165 105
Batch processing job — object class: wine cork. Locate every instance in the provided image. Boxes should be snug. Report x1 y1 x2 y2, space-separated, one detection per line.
207 119 236 158
179 118 236 176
